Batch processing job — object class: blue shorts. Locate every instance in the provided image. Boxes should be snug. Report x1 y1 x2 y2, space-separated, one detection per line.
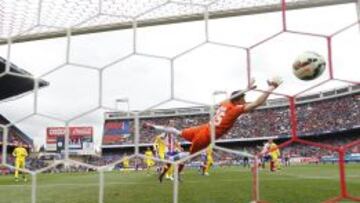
166 152 179 161
166 152 189 161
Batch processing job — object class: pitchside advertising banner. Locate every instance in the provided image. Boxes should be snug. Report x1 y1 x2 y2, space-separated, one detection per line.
46 127 95 155
102 119 132 145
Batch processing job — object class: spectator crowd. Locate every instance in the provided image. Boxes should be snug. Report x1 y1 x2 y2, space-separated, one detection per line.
104 94 360 144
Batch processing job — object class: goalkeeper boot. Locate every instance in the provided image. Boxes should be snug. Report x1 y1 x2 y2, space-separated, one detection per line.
159 167 168 183
159 172 165 183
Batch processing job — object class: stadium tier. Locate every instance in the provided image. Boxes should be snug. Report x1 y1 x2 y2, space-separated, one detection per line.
0 114 38 172
0 114 33 148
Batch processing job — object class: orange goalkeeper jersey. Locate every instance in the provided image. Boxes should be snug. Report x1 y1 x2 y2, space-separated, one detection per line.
181 101 245 154
212 101 245 138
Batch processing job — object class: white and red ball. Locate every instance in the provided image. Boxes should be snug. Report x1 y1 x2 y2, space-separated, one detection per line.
293 51 326 81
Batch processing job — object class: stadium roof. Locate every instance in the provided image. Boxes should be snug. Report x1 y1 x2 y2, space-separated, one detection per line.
0 56 49 101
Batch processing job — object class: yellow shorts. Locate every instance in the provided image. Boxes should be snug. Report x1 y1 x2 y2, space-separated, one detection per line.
158 152 165 160
270 154 278 161
146 160 155 167
15 159 26 169
207 158 214 165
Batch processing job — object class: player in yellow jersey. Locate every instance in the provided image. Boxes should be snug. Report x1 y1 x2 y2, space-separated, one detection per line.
153 120 177 179
154 133 175 180
144 147 155 174
122 154 130 172
262 139 281 172
270 140 281 171
165 140 184 180
153 134 166 160
151 120 191 182
202 146 214 176
12 142 28 182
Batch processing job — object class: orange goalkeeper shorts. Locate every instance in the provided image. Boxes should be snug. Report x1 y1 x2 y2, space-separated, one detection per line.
181 124 211 154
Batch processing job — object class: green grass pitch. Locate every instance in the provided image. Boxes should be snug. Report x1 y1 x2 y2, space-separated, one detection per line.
0 164 359 203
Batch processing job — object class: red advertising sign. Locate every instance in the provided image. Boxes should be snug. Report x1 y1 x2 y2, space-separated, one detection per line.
46 127 93 154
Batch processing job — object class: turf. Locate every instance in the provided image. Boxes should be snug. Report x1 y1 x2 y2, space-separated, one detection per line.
0 164 359 203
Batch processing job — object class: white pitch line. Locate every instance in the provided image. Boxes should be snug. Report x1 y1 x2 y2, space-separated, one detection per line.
4 174 352 189
278 172 360 181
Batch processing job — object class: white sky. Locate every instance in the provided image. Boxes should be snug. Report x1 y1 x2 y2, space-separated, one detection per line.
0 3 359 148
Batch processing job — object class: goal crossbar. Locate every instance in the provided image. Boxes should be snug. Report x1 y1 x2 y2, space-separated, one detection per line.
0 0 355 45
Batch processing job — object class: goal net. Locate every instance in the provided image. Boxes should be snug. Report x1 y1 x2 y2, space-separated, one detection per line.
0 0 359 203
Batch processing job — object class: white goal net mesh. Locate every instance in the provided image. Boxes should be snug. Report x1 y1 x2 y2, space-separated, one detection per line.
0 0 359 203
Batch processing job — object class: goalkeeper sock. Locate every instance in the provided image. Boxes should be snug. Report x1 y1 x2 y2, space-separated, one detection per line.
152 125 181 136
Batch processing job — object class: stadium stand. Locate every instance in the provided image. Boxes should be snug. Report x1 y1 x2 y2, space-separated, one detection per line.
96 85 360 167
102 85 360 145
0 114 47 171
0 114 33 147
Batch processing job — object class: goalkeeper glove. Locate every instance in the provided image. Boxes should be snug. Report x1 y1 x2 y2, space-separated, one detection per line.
267 76 283 88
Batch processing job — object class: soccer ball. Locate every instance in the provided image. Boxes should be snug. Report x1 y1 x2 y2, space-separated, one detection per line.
292 51 326 81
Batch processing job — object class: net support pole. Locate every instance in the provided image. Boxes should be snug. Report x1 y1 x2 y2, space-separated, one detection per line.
31 173 37 203
98 69 103 106
246 49 251 87
99 170 104 203
357 0 360 32
326 37 334 79
134 113 140 155
173 164 179 203
204 6 209 42
5 38 12 73
132 19 137 54
209 104 215 145
66 28 71 64
289 97 298 139
64 123 70 161
281 0 287 31
170 59 175 99
33 79 39 114
338 148 348 198
1 127 8 165
252 156 260 203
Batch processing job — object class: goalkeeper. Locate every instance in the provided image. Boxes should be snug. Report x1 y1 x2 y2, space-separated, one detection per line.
12 142 28 182
144 77 283 181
